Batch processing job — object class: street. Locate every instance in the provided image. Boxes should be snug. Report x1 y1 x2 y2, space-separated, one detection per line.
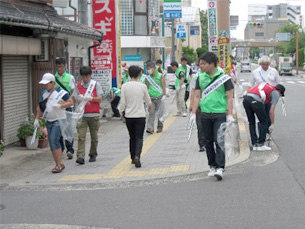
1 66 305 228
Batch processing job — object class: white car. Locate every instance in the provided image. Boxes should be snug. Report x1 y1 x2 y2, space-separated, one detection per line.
240 62 251 73
166 65 176 89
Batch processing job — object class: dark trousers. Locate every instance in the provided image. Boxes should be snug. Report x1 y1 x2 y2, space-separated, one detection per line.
196 108 205 148
111 96 121 117
125 117 146 159
243 96 268 145
184 86 190 109
201 114 226 169
258 103 271 134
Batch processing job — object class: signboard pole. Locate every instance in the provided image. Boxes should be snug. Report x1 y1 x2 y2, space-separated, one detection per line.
171 19 176 62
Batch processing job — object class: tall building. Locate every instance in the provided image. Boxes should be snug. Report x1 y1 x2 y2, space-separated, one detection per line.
245 3 302 40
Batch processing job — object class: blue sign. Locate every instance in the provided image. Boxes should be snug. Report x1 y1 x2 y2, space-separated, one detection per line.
190 26 200 36
164 1 182 19
276 33 291 41
177 24 186 38
124 55 142 61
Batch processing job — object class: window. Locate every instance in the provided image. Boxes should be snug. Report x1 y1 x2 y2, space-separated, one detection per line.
134 0 148 35
120 0 134 35
255 32 264 37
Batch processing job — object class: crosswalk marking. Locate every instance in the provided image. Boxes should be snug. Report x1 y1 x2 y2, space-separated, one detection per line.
298 81 305 84
286 81 295 84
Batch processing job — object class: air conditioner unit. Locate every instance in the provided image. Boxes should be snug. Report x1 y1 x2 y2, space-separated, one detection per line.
35 39 49 62
52 0 68 8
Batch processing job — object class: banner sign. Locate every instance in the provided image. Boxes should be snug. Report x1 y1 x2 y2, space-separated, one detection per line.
207 0 218 52
218 30 231 74
92 0 118 92
164 0 182 19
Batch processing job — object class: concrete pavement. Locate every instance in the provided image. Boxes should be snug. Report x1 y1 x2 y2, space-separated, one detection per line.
0 91 251 187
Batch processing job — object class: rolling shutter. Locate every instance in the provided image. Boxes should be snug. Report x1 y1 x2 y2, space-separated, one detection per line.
3 56 29 145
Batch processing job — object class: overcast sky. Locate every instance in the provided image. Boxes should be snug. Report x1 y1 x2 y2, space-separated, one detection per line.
192 0 305 40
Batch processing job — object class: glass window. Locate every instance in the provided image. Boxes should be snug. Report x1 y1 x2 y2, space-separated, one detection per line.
135 0 147 13
120 0 134 35
135 15 148 35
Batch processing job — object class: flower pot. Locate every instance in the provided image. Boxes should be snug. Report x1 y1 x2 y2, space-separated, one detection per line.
25 136 39 150
20 139 26 147
38 138 49 148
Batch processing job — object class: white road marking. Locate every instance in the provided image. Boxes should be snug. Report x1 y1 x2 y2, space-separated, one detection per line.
286 81 295 84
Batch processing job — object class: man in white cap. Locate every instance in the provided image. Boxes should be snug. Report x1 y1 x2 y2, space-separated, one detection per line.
34 73 73 173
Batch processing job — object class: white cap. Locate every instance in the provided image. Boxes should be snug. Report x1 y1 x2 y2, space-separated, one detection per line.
39 73 55 84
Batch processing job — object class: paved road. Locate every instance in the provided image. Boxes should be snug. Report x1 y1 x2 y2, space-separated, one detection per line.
1 69 305 228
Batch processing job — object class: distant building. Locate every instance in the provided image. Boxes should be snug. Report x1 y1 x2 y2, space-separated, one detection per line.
245 3 302 40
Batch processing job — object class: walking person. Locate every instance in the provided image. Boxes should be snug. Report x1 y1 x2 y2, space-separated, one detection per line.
191 52 234 180
119 65 152 168
145 61 166 134
246 56 282 131
74 66 103 165
54 57 76 159
189 65 205 152
110 87 121 118
170 61 187 117
243 83 285 151
180 57 193 109
34 73 73 173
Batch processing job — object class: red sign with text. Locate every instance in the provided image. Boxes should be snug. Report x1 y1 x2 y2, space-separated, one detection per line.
92 0 117 90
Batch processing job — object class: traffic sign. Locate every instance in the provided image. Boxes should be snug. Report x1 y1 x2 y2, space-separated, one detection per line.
177 24 186 38
276 33 291 41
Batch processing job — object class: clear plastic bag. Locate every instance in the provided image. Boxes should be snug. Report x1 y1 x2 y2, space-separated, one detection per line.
217 122 239 160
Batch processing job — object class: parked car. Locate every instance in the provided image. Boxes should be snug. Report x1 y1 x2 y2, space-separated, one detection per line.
166 65 176 89
240 62 251 73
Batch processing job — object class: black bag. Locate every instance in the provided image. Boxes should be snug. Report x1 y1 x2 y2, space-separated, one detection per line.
39 99 48 112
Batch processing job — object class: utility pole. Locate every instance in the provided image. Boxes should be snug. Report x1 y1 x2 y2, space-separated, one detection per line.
78 0 88 25
171 19 176 62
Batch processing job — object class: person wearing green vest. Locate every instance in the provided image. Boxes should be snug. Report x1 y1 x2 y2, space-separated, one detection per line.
180 57 193 109
170 61 187 117
110 87 121 118
191 52 234 181
54 57 76 160
145 61 166 134
122 65 130 85
138 68 147 84
189 65 205 152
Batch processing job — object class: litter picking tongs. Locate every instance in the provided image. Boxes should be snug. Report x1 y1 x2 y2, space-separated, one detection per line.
187 118 195 142
31 127 38 144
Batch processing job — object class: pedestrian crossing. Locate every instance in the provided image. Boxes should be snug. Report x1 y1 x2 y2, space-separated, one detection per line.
238 79 305 86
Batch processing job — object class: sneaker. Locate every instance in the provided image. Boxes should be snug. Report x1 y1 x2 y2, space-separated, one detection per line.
214 168 224 180
146 129 154 134
134 158 141 168
66 152 73 160
252 144 258 151
182 113 187 117
89 156 96 162
199 146 205 152
131 159 135 164
208 167 216 177
76 157 85 165
256 145 271 151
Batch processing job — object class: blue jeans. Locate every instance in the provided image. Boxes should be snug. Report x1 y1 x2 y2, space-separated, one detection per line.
46 120 62 151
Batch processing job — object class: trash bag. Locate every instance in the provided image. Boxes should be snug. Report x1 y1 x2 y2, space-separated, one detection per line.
217 121 239 160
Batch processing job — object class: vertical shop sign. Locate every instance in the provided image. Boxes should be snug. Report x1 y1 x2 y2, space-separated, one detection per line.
207 0 218 52
218 30 231 74
92 0 118 92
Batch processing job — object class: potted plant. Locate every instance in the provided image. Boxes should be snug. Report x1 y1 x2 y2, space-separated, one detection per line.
17 115 42 150
0 140 4 157
38 120 49 149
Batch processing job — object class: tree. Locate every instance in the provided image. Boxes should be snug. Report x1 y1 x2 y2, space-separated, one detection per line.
196 47 208 59
199 10 209 52
182 46 197 64
249 47 260 59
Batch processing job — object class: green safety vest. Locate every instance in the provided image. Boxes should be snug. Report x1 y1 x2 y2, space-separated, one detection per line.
111 87 121 97
138 74 146 84
122 74 130 84
198 69 227 113
175 65 186 88
55 72 73 94
147 71 163 97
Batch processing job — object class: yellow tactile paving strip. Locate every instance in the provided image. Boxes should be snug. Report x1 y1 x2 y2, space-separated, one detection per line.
59 114 191 181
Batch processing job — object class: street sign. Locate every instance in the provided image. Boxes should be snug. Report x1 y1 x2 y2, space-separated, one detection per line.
276 33 291 41
124 55 142 61
164 0 182 19
177 24 186 38
190 25 200 36
207 0 218 52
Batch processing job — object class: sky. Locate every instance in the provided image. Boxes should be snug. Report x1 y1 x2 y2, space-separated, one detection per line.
192 0 305 40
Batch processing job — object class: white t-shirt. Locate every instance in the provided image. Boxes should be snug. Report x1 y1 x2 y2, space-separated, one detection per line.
119 81 152 118
249 66 281 87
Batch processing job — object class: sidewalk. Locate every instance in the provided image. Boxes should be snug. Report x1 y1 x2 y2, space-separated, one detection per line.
0 92 250 187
